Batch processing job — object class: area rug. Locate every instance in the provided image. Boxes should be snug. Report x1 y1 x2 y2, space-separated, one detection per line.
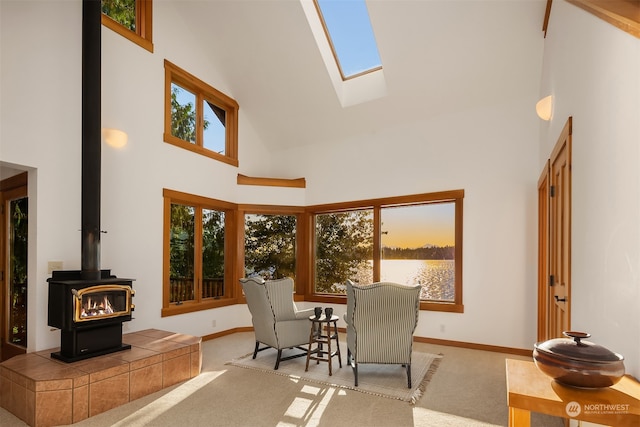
226 345 442 404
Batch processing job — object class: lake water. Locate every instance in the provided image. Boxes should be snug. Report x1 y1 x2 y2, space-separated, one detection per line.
352 259 455 302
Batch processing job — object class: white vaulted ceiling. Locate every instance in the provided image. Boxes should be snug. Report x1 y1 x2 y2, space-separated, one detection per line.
169 0 546 151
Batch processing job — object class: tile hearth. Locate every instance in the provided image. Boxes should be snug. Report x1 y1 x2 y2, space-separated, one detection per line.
0 329 202 427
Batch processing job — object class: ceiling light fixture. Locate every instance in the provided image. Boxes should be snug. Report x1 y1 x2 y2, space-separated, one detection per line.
536 95 553 121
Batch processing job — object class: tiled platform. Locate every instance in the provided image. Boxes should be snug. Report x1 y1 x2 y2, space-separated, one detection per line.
0 329 202 427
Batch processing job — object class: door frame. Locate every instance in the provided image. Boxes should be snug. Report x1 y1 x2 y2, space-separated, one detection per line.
538 117 572 342
0 171 28 361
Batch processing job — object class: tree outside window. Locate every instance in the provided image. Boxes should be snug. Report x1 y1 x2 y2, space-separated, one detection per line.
314 209 373 293
169 204 195 302
244 214 297 281
102 0 136 31
101 0 153 52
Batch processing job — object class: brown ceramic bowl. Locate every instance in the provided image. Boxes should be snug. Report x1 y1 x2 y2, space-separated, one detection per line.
533 331 625 388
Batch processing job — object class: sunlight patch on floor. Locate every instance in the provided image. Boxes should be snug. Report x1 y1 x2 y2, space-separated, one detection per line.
412 407 501 427
110 370 227 427
277 383 336 427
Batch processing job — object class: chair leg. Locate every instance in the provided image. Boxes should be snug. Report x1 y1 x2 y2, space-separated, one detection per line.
406 363 412 388
347 349 358 386
354 362 358 387
253 341 260 359
274 349 282 370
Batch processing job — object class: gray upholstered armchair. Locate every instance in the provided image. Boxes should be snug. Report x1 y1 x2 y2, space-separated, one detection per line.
240 277 314 370
344 280 421 387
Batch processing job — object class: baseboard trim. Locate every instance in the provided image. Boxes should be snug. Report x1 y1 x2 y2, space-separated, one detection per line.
202 326 253 342
203 326 533 357
414 336 532 357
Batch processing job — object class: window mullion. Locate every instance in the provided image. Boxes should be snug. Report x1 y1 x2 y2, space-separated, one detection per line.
196 93 204 148
373 207 381 283
194 206 203 303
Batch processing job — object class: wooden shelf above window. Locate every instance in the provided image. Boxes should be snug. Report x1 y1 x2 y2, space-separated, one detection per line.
237 174 306 188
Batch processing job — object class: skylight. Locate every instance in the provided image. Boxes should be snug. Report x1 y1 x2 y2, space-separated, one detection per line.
301 0 387 107
315 0 382 80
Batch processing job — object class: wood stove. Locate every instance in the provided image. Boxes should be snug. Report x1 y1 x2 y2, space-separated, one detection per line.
45 1 136 363
48 270 135 362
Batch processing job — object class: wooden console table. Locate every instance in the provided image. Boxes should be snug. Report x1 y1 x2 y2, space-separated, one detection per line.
506 359 640 427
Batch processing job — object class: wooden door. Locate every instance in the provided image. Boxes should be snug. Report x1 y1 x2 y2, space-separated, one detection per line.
538 118 572 341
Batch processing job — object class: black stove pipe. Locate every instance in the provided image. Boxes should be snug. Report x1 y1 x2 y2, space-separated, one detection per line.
81 0 101 281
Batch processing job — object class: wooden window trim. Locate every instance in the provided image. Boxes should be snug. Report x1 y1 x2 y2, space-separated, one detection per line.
305 190 465 313
566 0 640 38
161 189 463 316
101 0 153 52
161 189 239 317
163 60 239 167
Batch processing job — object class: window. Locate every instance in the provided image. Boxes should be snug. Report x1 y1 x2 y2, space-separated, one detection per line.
244 213 298 281
164 60 239 167
162 189 237 316
380 203 456 303
101 0 153 52
314 209 373 293
314 0 382 80
310 190 464 312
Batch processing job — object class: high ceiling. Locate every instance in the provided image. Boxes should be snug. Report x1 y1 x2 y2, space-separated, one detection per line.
171 0 546 151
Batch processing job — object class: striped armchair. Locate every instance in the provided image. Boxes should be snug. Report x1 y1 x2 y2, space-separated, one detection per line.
240 277 314 370
344 280 421 387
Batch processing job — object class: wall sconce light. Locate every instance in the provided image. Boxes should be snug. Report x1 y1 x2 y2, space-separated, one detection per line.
102 128 128 148
536 95 553 121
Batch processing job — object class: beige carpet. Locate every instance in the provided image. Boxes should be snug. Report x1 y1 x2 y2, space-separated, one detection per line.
226 346 442 404
1 332 565 426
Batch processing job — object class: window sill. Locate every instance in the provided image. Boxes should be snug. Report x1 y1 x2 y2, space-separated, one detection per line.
102 15 154 52
161 298 237 317
306 295 464 313
164 136 239 167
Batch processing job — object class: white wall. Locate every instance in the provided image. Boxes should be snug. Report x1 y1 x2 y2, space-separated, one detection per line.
539 1 640 378
1 0 546 354
0 0 287 350
277 94 543 350
18 1 640 372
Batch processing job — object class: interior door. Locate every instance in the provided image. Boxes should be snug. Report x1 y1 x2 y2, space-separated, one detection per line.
538 118 572 341
1 172 28 361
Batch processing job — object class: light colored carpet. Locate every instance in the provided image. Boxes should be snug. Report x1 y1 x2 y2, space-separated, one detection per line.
226 346 442 404
0 332 564 427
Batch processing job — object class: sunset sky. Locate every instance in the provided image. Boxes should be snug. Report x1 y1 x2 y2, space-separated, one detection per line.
381 202 455 248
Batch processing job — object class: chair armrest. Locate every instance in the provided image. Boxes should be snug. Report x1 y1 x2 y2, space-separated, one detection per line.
294 308 315 320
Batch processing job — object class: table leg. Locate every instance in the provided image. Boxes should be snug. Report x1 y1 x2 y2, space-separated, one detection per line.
508 406 530 427
327 322 333 375
333 321 342 368
305 321 315 372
